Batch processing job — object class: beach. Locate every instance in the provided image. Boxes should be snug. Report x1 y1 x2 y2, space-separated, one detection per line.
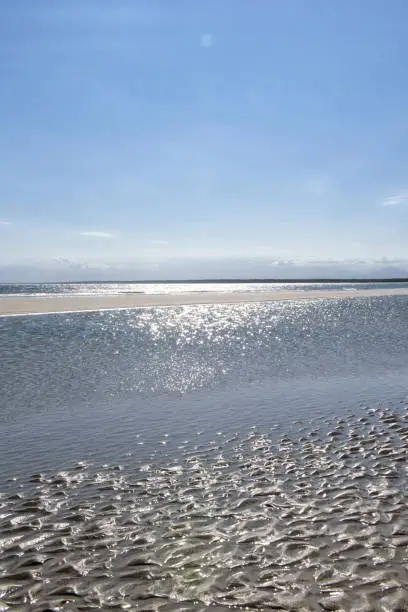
1 286 408 316
2 287 408 609
3 401 408 610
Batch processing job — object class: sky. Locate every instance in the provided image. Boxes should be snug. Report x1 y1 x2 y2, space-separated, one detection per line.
1 0 408 281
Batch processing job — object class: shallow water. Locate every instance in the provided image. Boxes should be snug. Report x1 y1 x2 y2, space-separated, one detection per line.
2 409 408 610
1 296 408 609
1 297 408 476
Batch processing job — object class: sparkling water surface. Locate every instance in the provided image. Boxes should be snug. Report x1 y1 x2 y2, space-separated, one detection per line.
1 295 408 610
1 280 408 297
1 296 407 479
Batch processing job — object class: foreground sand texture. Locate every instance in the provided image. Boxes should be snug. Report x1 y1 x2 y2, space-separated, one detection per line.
1 406 408 610
1 287 408 316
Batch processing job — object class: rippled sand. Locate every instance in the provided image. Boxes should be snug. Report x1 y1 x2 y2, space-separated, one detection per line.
1 287 408 316
2 407 408 610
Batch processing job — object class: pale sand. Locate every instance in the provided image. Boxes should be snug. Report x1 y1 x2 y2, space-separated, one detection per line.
3 406 408 609
1 287 408 316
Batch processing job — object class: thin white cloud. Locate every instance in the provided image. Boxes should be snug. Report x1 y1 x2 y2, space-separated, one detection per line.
52 257 89 269
0 219 12 225
200 33 213 48
381 191 408 207
267 257 408 268
80 231 114 238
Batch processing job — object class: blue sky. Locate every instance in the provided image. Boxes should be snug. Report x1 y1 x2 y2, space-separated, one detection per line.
1 0 408 280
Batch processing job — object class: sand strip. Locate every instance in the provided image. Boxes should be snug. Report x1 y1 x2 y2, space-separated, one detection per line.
1 287 408 316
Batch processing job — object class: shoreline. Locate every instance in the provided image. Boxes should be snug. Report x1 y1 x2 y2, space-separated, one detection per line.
1 287 408 316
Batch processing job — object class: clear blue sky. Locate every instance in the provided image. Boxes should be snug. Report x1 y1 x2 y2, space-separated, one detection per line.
1 0 408 280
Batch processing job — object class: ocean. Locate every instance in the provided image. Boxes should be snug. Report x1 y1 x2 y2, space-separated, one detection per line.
1 283 408 610
1 279 408 297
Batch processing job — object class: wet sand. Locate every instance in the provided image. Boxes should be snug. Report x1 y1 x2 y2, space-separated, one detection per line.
2 406 408 610
1 287 408 316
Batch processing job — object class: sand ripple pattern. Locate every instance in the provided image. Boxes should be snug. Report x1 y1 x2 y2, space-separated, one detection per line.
2 407 408 610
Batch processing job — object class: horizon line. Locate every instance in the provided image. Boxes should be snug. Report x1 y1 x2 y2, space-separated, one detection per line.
2 277 408 285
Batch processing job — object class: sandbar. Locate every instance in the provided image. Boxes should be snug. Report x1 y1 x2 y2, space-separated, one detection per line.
1 287 408 316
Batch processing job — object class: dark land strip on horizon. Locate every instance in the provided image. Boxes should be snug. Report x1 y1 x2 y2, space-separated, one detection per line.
12 277 408 285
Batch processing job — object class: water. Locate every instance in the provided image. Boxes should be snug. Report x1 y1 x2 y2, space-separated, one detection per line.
1 295 408 478
1 294 408 610
1 279 408 297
